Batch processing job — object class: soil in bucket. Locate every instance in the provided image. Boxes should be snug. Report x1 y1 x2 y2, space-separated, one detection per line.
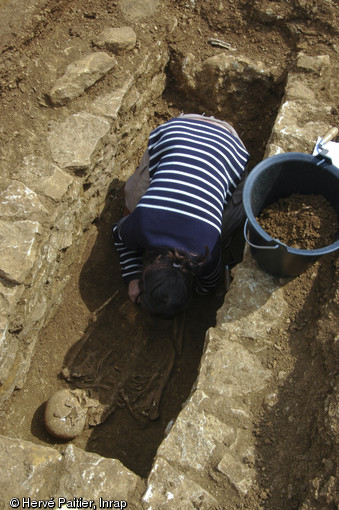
257 193 338 250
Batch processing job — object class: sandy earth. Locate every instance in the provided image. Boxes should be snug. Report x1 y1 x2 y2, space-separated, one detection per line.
257 193 338 249
0 0 338 508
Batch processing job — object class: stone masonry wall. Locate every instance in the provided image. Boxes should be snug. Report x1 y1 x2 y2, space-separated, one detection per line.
141 52 339 509
0 32 169 404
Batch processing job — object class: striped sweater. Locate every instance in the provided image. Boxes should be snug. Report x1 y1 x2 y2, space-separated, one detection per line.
113 117 249 293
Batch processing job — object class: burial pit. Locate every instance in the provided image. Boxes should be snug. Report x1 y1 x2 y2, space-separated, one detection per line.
0 1 338 509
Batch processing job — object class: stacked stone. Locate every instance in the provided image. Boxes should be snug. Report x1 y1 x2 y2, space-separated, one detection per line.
266 53 333 157
141 51 339 509
0 436 145 509
142 254 282 507
0 25 168 404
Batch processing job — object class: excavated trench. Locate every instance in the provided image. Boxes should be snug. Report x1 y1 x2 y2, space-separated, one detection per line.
0 0 338 506
0 55 285 479
0 2 338 508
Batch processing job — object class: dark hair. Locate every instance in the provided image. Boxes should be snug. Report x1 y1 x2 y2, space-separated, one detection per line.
139 247 209 319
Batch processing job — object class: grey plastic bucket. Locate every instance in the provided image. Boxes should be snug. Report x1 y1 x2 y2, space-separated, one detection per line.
243 152 339 277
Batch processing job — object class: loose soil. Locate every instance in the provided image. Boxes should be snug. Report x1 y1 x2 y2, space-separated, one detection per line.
252 252 339 509
257 193 338 249
0 0 339 508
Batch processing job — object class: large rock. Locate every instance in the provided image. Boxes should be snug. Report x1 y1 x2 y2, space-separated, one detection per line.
157 390 237 471
142 457 218 509
265 52 335 155
56 445 145 509
267 99 332 153
169 51 280 131
93 27 137 53
284 74 315 100
88 84 130 119
48 112 111 171
0 219 42 284
296 53 331 74
18 156 74 203
0 435 62 501
49 52 117 105
197 335 271 398
0 436 145 509
171 52 278 97
0 181 49 222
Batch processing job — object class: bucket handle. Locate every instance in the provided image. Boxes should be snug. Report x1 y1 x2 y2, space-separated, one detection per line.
244 219 280 250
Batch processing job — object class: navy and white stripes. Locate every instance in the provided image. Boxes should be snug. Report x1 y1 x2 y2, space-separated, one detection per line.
114 244 143 281
113 118 249 292
143 118 248 235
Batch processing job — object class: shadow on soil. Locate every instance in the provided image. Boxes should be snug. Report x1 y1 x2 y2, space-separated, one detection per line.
254 253 338 509
58 182 224 477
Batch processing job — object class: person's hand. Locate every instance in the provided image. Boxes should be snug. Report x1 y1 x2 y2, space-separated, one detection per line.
128 279 141 303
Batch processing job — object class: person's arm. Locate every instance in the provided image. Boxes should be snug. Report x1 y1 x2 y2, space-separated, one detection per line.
113 218 143 288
